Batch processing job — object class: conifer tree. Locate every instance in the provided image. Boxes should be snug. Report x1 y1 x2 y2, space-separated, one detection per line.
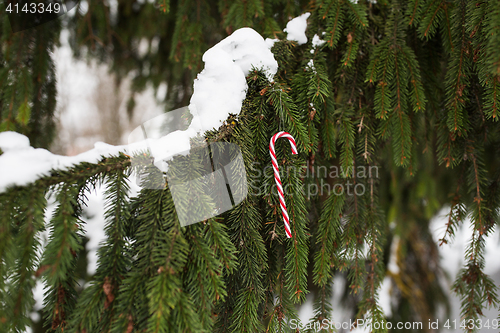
1 1 500 333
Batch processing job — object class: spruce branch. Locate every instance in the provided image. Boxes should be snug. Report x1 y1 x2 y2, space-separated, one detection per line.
67 168 131 333
320 0 344 49
4 187 46 332
313 193 344 286
40 184 83 332
444 0 471 134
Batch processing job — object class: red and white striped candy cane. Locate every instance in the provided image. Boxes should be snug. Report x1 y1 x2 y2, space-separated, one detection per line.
269 131 298 238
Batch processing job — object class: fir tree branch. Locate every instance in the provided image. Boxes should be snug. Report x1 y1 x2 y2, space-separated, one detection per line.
41 184 83 332
419 0 444 39
68 169 131 333
439 164 466 246
267 85 310 152
338 111 355 171
320 97 337 158
485 0 500 76
284 159 309 304
483 75 500 121
344 0 367 29
445 0 471 133
319 0 345 49
313 192 344 286
0 191 15 332
5 187 46 332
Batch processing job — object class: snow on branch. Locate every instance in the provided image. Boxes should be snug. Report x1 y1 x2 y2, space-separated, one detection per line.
0 28 278 193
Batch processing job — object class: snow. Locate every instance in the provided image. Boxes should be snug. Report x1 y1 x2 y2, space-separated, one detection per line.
83 188 107 276
137 38 149 57
284 12 310 45
0 27 278 192
0 131 30 151
348 0 377 4
189 27 277 131
0 133 124 192
265 38 279 49
306 59 316 73
29 311 40 323
310 35 325 54
349 0 377 3
33 280 45 312
378 277 393 317
83 178 140 276
311 34 325 48
376 234 401 318
205 28 277 82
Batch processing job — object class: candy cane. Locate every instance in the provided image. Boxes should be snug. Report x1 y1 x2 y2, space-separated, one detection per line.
269 131 298 238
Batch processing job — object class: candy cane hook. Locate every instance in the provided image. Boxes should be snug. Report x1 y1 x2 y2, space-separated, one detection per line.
269 131 298 238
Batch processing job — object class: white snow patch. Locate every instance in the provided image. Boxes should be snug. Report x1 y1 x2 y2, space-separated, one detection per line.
0 131 30 151
30 311 41 323
0 134 124 192
79 0 89 15
378 276 393 317
33 279 45 313
83 188 107 276
387 235 400 274
30 193 57 317
150 36 160 54
156 82 167 101
284 12 311 45
312 34 325 48
306 59 316 73
265 38 279 49
137 38 149 58
298 293 314 326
